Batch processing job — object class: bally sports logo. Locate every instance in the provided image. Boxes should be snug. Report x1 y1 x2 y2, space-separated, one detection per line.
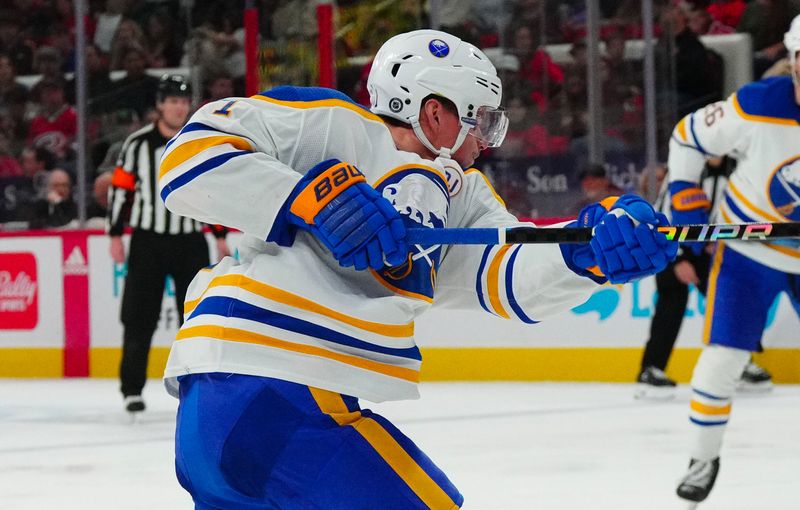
0 253 38 329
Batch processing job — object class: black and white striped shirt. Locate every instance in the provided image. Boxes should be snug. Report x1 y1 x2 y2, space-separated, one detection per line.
108 123 204 236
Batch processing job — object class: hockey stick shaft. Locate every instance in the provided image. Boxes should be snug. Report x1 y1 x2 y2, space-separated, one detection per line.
406 222 800 245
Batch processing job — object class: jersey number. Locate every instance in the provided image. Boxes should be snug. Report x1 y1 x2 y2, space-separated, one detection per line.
703 102 724 127
213 100 238 117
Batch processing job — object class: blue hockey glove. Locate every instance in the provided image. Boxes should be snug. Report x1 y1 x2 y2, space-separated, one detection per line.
562 195 678 284
285 159 407 270
560 199 612 283
669 180 710 256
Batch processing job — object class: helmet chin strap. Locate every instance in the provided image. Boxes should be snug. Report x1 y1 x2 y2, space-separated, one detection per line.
410 115 471 160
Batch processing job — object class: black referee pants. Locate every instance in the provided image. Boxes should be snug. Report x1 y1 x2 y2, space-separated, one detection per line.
640 253 710 374
119 229 210 397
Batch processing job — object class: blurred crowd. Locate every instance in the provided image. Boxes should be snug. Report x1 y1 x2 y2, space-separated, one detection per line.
0 0 248 228
0 0 794 228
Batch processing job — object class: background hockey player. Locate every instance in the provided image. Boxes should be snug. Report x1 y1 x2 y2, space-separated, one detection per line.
670 16 800 505
158 30 677 508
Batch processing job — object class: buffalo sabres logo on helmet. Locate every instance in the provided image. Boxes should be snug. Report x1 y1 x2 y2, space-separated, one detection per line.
428 39 449 58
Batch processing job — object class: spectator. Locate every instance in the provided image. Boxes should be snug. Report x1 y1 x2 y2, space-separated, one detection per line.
47 21 77 73
656 2 724 133
0 131 21 178
66 44 113 109
493 95 567 158
87 170 112 221
0 52 28 107
183 16 246 79
707 0 746 29
16 146 56 213
688 6 735 35
203 71 235 102
28 168 77 229
569 163 624 215
30 46 66 100
603 28 641 92
109 18 147 71
110 46 159 118
20 146 55 182
26 79 77 159
143 8 182 68
93 0 125 54
738 0 799 77
508 24 564 111
508 0 566 43
0 10 34 75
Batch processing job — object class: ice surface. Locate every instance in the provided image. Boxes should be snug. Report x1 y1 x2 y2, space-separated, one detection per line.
1 380 798 509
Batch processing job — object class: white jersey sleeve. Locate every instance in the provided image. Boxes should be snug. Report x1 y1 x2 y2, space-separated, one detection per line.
158 98 304 241
434 166 599 322
668 93 755 185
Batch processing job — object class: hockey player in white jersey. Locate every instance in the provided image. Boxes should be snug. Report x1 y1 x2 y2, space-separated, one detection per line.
158 29 677 509
670 17 800 505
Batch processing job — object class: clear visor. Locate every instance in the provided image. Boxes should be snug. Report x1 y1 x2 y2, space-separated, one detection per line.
465 106 508 148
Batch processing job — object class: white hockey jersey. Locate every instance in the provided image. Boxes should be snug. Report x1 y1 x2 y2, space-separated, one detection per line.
158 86 600 402
668 76 800 274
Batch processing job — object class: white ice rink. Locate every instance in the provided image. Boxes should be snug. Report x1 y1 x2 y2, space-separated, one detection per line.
1 380 799 510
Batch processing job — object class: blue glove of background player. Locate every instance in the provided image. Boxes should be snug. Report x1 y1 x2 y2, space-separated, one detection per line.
285 159 407 270
669 180 710 256
562 194 678 284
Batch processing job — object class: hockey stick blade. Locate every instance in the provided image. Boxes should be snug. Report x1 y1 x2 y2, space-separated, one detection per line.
406 222 800 245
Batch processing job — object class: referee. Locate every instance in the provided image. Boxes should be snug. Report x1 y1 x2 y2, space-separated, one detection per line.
107 75 229 415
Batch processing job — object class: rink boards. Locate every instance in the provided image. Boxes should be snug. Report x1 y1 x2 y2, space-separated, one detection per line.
1 230 798 382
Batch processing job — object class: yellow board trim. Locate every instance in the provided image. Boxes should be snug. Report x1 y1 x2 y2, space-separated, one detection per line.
88 346 171 378
487 245 512 319
732 93 799 126
690 400 731 416
160 135 254 178
176 325 420 383
727 181 781 222
0 348 62 377
183 274 414 337
6 347 800 383
251 95 385 123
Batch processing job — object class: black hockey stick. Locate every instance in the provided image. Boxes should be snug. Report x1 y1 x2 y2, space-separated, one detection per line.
406 222 800 245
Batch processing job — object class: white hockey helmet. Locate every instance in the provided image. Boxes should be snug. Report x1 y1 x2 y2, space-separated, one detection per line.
368 29 508 158
784 14 800 84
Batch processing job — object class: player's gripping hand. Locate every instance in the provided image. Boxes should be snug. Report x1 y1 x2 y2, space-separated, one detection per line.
562 194 678 284
285 159 407 270
592 195 679 283
669 180 710 255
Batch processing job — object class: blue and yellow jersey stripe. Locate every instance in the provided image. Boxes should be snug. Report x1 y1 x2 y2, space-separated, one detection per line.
159 123 255 202
177 324 420 383
177 272 421 385
476 244 538 323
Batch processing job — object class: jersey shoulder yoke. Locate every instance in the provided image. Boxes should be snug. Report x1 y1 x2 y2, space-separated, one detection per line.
734 77 800 125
